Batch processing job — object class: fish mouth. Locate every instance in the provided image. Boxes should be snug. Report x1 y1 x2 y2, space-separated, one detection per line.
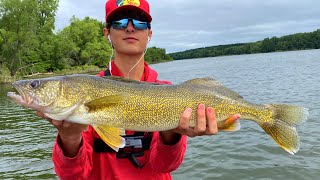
7 84 33 106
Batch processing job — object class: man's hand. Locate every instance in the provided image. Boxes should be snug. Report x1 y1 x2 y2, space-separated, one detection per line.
36 112 88 157
160 104 241 145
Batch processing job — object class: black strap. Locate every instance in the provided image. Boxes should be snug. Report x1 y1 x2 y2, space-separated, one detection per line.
93 138 114 153
93 132 152 152
93 132 152 169
104 68 111 76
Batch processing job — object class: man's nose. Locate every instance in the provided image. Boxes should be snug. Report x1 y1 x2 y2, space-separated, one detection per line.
126 21 135 32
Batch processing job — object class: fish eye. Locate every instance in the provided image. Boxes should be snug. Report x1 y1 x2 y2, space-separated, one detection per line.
30 80 40 88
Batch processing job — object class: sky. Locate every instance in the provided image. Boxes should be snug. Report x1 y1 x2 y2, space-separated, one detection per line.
55 0 320 53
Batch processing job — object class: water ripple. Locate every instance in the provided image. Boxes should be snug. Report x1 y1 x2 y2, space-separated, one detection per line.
0 50 320 179
153 50 320 180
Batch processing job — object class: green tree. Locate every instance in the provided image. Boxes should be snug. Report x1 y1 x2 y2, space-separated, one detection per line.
145 47 172 63
57 16 112 67
48 30 78 71
0 0 59 76
35 0 59 72
0 0 38 76
168 28 320 60
312 29 320 48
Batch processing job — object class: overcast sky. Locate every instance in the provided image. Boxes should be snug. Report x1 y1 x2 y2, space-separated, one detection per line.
55 0 320 53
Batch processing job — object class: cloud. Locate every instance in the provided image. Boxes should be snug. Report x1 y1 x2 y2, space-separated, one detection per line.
55 0 320 53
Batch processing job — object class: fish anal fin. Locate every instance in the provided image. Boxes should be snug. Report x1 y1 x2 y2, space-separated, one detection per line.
218 119 241 132
85 94 128 112
92 124 126 152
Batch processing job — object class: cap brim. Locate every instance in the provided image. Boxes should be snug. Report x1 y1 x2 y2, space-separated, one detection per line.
106 5 152 22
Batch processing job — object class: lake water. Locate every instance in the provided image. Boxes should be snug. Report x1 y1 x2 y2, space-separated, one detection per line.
1 49 319 179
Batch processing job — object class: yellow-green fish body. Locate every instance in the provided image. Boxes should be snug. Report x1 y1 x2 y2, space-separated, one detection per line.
7 74 308 154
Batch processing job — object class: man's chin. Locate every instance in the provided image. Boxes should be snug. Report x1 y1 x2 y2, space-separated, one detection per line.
119 49 145 56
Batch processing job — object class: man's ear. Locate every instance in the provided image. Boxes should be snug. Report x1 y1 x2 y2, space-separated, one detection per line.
148 30 153 42
103 28 110 42
104 28 113 49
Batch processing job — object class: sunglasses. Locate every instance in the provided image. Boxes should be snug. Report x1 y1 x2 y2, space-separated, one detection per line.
110 18 151 30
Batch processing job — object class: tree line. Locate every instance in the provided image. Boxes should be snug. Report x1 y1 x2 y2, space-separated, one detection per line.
169 29 320 60
0 0 172 78
1 0 319 78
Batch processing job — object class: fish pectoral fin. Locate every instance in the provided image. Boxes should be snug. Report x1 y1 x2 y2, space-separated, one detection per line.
85 94 128 112
218 119 241 132
92 124 126 152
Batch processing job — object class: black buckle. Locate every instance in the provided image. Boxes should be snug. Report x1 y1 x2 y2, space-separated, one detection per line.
93 132 152 169
116 134 150 169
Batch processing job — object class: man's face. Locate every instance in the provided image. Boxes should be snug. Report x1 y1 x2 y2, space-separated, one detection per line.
104 9 152 55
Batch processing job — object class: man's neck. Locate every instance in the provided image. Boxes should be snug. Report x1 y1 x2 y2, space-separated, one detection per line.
114 53 145 81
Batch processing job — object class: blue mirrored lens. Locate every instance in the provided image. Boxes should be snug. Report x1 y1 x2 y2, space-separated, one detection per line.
111 19 149 30
132 19 149 30
111 19 128 29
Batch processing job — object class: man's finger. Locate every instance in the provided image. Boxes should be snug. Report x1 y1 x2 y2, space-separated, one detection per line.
36 111 45 118
195 104 206 133
206 107 218 134
179 108 192 130
52 120 63 126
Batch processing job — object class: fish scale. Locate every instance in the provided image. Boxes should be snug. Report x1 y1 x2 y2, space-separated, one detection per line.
8 74 308 153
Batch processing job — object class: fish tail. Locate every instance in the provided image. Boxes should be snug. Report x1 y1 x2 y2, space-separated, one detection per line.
258 104 309 154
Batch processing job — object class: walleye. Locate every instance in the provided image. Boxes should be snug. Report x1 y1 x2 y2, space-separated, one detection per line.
7 74 308 154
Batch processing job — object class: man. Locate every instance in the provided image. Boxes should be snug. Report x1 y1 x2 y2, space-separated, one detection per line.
38 0 240 179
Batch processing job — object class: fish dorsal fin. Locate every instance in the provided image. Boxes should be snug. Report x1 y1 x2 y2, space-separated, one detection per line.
182 77 244 99
182 77 223 86
84 94 128 112
103 76 163 86
92 124 126 152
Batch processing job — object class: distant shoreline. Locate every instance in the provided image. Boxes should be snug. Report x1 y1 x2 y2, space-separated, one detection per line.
169 29 320 60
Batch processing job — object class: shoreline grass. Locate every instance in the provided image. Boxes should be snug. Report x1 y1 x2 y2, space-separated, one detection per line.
0 65 101 84
0 60 173 84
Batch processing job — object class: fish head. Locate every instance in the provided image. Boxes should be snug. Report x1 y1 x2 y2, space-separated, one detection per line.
8 75 107 121
7 77 64 112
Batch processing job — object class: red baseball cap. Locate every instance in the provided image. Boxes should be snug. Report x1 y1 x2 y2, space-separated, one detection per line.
105 0 152 22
